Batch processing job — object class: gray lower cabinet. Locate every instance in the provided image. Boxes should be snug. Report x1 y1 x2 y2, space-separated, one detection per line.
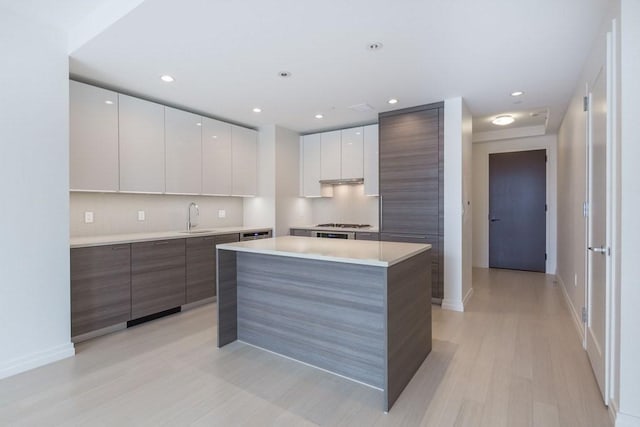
290 228 312 237
355 231 379 241
186 233 239 303
70 244 131 337
131 239 186 319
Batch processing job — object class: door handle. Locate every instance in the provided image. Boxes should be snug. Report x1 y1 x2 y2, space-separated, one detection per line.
490 218 500 222
588 246 607 254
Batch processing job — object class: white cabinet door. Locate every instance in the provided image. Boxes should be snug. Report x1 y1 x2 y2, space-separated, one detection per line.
341 127 364 180
320 130 341 180
118 94 165 193
301 133 322 197
202 117 232 195
231 126 257 196
165 107 202 194
363 124 379 196
69 81 119 192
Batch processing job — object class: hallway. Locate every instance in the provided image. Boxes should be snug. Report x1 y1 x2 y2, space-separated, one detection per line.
0 268 610 426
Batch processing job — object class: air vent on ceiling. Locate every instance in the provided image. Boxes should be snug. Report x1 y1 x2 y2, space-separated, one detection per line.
348 103 375 112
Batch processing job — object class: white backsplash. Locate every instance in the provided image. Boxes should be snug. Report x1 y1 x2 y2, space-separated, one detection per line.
310 184 379 226
70 192 244 237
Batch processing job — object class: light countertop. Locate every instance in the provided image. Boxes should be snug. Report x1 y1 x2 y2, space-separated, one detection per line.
70 226 272 248
290 225 380 232
217 236 430 267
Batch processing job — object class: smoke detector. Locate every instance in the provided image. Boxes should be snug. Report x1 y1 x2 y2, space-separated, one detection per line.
367 42 383 51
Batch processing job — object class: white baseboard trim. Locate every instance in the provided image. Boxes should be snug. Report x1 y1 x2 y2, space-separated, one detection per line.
557 274 585 343
0 342 75 380
462 287 474 308
442 298 464 312
610 399 619 426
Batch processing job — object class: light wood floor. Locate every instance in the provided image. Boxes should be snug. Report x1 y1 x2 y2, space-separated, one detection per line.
0 268 611 426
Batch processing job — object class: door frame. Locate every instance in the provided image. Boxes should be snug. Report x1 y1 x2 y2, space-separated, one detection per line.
583 24 618 406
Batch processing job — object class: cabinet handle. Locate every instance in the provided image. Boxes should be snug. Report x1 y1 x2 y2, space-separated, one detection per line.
379 195 383 229
153 241 169 246
111 245 129 250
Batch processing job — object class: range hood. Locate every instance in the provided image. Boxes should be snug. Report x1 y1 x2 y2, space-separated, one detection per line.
319 178 364 185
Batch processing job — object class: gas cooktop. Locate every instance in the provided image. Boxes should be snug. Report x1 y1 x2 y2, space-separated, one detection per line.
316 223 371 229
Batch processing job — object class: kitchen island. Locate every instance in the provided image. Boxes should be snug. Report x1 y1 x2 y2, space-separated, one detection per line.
216 236 432 411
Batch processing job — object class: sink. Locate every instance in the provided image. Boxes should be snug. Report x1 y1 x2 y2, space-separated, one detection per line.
179 229 215 234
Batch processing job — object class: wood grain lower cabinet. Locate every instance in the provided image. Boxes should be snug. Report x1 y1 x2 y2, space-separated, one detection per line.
355 232 379 241
186 233 239 303
71 244 131 336
131 239 186 319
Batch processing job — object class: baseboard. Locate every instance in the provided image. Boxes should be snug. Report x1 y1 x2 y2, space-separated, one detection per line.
557 274 585 343
615 409 640 427
462 287 474 308
441 298 464 312
0 342 75 380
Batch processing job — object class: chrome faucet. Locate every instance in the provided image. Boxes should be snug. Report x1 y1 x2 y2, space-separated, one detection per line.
187 202 199 231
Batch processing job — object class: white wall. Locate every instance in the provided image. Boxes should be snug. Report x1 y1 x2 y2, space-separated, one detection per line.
0 10 75 378
309 185 378 226
275 126 312 236
442 97 473 311
70 193 244 236
244 125 276 229
472 135 558 274
617 0 640 424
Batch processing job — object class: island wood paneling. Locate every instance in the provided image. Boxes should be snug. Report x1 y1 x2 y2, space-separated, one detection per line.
131 239 186 319
384 250 432 411
216 249 238 347
71 244 131 336
235 252 386 388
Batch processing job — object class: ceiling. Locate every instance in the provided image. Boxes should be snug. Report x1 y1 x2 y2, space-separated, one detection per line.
10 0 612 135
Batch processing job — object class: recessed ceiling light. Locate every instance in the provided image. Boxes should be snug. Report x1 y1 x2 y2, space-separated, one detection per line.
253 107 262 113
492 115 515 126
104 100 114 105
388 98 398 104
315 114 324 119
278 71 292 78
196 122 202 126
160 75 175 82
511 91 524 97
212 135 218 139
367 42 383 51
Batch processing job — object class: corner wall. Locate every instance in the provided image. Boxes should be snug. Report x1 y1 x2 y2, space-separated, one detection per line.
442 97 473 311
472 135 558 274
0 10 75 378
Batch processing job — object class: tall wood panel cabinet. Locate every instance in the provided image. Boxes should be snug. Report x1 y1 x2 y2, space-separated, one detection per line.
378 103 444 300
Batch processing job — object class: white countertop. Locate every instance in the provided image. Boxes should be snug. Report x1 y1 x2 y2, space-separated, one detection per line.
217 236 430 267
70 226 272 248
290 225 380 232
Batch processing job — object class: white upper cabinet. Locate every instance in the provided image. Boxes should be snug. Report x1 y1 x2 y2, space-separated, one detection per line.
301 133 322 197
320 130 341 180
341 127 364 180
69 81 119 192
118 94 165 193
231 125 258 196
202 117 232 195
363 124 379 196
164 107 202 194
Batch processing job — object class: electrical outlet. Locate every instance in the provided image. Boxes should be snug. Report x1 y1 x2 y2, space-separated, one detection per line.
218 209 226 218
137 210 145 221
84 211 94 224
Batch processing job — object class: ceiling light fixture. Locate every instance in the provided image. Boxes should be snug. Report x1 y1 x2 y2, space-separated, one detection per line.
315 114 324 119
196 122 202 126
388 98 398 104
104 100 114 105
511 91 524 97
160 75 175 82
253 107 262 113
492 115 515 126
